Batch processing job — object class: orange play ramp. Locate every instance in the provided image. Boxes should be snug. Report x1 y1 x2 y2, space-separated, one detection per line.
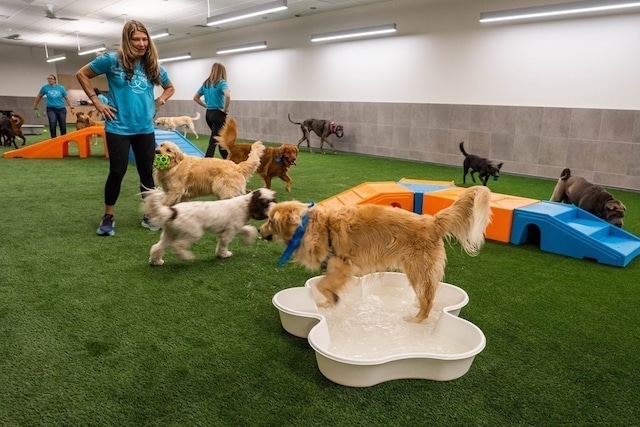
423 187 539 242
3 126 107 159
319 181 414 211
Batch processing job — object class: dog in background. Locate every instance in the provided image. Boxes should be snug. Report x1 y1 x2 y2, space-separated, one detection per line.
288 113 344 154
259 186 492 322
144 187 276 265
0 113 18 148
459 141 503 186
0 111 25 147
550 168 626 227
154 139 265 205
155 112 200 139
216 118 299 192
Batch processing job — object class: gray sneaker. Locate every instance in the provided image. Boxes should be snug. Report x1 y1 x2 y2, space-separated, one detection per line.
97 214 115 236
141 215 160 231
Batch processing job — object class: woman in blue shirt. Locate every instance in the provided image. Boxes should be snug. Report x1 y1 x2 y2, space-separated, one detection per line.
76 20 175 236
193 62 230 158
33 74 75 137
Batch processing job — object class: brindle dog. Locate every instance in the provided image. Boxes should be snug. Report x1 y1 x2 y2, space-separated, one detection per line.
288 113 344 154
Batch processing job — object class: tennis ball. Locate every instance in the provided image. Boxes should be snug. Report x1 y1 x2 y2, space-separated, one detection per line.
153 153 170 170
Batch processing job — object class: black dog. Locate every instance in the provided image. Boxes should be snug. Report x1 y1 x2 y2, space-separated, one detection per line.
288 113 344 154
459 141 503 186
0 114 18 149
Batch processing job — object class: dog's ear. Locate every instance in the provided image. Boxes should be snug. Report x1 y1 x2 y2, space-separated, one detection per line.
497 163 504 170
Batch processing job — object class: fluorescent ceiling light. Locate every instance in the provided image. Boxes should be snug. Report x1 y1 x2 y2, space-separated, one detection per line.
311 23 397 43
78 44 106 56
158 52 192 63
216 41 267 54
46 53 66 63
151 28 170 40
479 0 640 23
207 0 287 26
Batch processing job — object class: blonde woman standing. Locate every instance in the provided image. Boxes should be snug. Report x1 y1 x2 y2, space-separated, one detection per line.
193 62 230 158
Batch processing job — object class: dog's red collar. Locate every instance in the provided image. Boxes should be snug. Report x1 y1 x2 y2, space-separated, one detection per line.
328 122 336 133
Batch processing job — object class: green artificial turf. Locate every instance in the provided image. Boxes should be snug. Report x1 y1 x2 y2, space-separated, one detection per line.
1 130 639 426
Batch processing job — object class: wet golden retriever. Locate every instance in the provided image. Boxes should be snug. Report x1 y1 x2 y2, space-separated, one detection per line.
154 139 264 205
216 119 298 192
259 186 492 322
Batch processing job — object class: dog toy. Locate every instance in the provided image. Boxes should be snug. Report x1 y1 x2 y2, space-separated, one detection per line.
153 153 170 170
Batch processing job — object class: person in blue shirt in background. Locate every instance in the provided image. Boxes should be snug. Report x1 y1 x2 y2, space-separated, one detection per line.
76 20 175 237
193 62 230 158
33 74 75 137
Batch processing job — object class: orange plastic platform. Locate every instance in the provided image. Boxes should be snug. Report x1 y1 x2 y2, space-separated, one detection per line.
319 181 414 211
3 126 107 159
423 187 539 242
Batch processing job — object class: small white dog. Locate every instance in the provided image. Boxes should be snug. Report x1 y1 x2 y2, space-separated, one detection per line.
155 111 200 139
144 187 276 266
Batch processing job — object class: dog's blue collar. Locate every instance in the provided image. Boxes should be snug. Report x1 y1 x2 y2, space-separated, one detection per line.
278 202 314 268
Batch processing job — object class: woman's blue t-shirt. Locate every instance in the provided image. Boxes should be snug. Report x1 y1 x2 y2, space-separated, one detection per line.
197 80 229 110
88 52 171 135
39 84 68 109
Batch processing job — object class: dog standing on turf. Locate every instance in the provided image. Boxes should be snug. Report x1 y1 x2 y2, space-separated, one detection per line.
260 186 492 322
216 118 299 192
550 168 626 227
459 141 503 186
288 113 344 154
155 112 200 139
144 187 276 265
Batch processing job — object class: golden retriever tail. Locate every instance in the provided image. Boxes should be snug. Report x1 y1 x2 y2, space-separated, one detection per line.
215 118 238 152
193 111 201 121
143 188 177 228
433 186 492 256
237 141 266 179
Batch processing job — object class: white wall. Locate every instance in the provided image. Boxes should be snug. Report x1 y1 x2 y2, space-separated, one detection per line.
2 0 640 109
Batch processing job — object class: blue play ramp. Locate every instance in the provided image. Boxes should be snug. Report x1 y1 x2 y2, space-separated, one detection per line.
129 129 204 161
510 201 640 267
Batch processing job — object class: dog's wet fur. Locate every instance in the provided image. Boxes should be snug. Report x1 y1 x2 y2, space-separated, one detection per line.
459 141 503 186
550 168 626 227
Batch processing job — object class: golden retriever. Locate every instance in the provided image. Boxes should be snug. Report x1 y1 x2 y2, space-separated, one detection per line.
154 139 265 205
259 186 492 322
216 119 298 192
155 112 200 139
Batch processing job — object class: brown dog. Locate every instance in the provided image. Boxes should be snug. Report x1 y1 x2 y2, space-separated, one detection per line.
288 113 344 154
216 119 298 192
259 186 492 322
550 168 626 227
154 139 265 205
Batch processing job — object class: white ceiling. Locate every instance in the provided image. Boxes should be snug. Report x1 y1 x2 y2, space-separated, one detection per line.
0 0 389 52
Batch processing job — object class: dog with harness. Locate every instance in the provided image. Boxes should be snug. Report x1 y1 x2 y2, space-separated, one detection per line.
288 113 344 154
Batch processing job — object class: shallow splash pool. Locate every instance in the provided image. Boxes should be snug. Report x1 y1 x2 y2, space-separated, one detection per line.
272 272 486 387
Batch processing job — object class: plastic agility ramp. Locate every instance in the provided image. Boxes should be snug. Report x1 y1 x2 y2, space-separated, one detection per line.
3 126 106 159
3 128 204 160
320 179 640 267
510 201 640 268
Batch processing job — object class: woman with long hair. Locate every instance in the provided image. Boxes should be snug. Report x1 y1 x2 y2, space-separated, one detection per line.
193 62 230 158
76 20 175 236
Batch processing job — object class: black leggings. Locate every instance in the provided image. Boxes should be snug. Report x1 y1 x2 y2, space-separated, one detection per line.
205 109 228 159
104 132 155 206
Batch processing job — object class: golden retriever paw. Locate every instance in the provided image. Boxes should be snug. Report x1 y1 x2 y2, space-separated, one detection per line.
149 258 164 266
310 283 334 307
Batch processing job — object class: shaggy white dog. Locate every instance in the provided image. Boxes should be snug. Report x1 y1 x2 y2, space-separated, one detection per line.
144 187 276 266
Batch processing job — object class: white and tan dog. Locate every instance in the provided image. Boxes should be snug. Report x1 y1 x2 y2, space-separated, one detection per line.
154 140 265 205
155 111 200 139
145 187 276 265
259 186 492 322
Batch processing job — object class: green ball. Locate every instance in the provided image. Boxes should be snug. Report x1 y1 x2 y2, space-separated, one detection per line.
153 153 170 170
